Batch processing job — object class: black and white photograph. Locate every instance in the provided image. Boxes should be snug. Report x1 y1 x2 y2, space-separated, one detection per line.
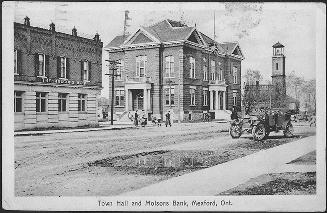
2 1 326 211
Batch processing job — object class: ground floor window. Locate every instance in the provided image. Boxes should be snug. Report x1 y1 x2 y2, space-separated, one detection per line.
58 93 68 112
78 94 87 112
115 89 125 106
190 87 196 106
233 91 237 106
164 86 175 106
14 91 23 112
36 92 47 112
203 89 208 106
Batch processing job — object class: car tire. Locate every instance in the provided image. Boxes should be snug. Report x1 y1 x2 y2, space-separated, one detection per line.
252 123 266 141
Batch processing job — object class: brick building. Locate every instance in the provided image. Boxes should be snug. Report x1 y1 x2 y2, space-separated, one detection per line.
14 17 103 130
105 19 244 122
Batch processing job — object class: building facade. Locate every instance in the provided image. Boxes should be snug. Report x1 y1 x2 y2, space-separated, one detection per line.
105 20 244 122
14 17 103 130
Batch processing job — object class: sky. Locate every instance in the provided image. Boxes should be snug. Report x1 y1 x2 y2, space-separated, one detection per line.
13 2 318 98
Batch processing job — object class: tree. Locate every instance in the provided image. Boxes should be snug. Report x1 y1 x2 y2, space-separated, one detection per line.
242 69 263 85
242 69 264 114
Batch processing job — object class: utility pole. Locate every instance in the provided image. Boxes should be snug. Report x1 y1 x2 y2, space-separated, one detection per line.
105 60 121 125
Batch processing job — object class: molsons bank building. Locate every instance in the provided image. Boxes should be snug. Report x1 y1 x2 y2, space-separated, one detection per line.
14 17 103 130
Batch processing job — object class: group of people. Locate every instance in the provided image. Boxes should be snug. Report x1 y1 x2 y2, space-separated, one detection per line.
128 110 173 127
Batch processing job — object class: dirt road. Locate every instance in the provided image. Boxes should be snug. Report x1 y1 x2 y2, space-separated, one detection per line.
14 122 316 196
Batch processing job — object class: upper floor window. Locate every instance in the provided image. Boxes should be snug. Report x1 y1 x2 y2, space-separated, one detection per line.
78 94 87 112
233 66 238 84
115 89 125 106
190 57 195 78
57 57 69 79
276 63 279 70
14 91 23 112
210 60 216 80
164 86 175 106
203 58 208 81
36 92 47 112
190 87 196 106
36 54 46 77
116 60 124 80
81 61 90 81
218 68 223 81
165 56 174 78
136 56 147 77
58 93 68 112
14 49 18 74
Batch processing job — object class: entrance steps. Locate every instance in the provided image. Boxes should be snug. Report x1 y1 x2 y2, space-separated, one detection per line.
214 109 231 120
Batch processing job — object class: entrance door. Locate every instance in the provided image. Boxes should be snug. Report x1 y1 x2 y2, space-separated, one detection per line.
132 90 144 110
212 91 216 110
219 92 224 110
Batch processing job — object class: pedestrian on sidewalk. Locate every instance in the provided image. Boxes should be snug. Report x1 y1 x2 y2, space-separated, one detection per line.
165 110 172 127
231 106 239 121
134 110 139 127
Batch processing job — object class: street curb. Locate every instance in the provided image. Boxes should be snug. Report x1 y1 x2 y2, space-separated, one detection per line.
14 126 136 137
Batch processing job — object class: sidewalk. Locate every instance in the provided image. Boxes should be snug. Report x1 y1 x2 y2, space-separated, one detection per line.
14 123 135 136
14 119 229 136
121 136 316 196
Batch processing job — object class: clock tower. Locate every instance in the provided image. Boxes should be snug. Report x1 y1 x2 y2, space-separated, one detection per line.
272 42 286 105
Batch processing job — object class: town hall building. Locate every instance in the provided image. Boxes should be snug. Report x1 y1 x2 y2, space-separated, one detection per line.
105 19 244 122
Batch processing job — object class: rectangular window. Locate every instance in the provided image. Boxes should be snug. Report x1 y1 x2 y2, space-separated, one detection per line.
203 58 208 81
36 92 47 112
82 61 89 81
60 57 67 79
233 91 237 106
211 60 216 80
190 87 196 106
14 49 18 74
165 56 174 78
164 86 175 106
58 93 68 112
78 94 87 112
218 68 223 81
136 56 147 77
276 63 279 70
38 54 46 77
115 89 125 106
116 60 124 80
233 66 238 84
190 57 195 78
203 89 208 106
14 91 23 112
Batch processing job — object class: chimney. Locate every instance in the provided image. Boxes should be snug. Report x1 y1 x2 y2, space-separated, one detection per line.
24 16 30 26
49 22 55 32
72 26 77 36
93 32 100 42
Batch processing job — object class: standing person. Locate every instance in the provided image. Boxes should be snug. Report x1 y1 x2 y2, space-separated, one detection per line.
134 110 139 127
165 110 172 127
231 106 239 121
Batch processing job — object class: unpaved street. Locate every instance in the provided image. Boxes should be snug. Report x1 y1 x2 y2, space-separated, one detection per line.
14 122 316 196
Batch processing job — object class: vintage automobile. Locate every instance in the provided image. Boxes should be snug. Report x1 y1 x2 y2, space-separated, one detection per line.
230 109 294 141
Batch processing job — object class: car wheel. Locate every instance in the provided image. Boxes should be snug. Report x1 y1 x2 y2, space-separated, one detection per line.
252 124 266 141
284 123 294 137
230 125 242 138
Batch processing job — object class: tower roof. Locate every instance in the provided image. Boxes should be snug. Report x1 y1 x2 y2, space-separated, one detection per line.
272 42 284 48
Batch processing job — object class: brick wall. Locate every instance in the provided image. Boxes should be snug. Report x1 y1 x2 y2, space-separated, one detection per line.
14 23 103 86
225 57 242 111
